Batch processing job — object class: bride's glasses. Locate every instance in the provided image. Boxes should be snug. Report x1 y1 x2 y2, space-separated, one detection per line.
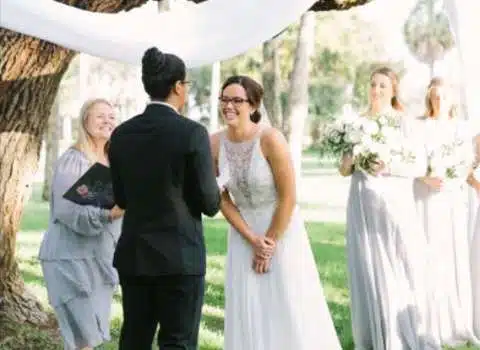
219 96 249 107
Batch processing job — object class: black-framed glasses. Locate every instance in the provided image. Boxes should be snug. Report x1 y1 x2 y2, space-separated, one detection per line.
219 96 249 107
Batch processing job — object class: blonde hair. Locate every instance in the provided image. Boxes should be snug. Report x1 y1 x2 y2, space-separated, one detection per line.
370 66 404 112
424 77 456 119
73 98 113 164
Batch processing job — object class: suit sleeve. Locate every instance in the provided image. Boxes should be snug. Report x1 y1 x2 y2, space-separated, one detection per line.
189 125 221 217
108 134 127 209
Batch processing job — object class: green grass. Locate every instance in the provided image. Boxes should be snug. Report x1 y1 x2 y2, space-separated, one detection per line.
7 186 478 350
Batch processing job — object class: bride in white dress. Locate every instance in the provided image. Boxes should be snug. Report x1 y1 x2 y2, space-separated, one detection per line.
210 75 341 350
339 67 430 350
414 77 479 347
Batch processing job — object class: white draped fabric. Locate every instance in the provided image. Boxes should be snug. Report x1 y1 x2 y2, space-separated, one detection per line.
444 0 480 340
0 0 316 67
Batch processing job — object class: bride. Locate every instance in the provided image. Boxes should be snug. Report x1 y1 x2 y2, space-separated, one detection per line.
210 75 341 350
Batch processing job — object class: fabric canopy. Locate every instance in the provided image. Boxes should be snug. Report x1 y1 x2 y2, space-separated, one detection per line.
0 0 316 67
443 0 480 125
443 0 480 243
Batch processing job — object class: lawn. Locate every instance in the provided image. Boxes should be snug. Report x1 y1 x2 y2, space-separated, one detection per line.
4 185 478 350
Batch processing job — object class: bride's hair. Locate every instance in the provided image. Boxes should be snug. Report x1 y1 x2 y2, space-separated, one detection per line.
370 66 403 112
141 47 186 100
221 75 264 123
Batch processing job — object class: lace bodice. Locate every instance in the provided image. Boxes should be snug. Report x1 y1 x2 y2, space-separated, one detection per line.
218 130 277 210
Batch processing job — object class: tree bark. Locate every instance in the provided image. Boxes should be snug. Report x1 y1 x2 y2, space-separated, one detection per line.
262 37 283 129
0 0 148 328
283 12 316 183
0 30 73 325
42 99 62 202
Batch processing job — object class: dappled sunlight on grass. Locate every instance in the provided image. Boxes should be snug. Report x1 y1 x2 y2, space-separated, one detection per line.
13 187 478 350
15 213 356 349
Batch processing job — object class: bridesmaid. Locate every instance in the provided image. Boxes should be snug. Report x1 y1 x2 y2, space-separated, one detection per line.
339 67 429 350
414 77 478 348
467 134 480 341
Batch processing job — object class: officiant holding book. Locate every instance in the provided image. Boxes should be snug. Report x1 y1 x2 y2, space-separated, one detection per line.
107 47 221 350
39 98 123 350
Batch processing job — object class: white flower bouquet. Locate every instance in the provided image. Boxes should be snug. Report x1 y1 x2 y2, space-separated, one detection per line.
322 112 361 156
325 113 417 175
427 138 474 179
351 115 416 175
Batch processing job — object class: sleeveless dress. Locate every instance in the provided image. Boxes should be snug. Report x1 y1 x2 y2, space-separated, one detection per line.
345 116 433 350
218 129 341 350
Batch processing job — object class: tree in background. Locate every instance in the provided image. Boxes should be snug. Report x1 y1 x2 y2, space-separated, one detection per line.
262 35 283 129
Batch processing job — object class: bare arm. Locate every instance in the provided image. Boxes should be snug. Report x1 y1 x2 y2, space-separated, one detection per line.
262 129 296 241
339 153 354 177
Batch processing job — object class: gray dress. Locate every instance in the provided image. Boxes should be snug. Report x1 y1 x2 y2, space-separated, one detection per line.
39 147 121 350
346 117 434 350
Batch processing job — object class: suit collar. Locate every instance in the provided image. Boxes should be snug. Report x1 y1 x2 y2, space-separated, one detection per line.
147 100 178 113
144 102 181 117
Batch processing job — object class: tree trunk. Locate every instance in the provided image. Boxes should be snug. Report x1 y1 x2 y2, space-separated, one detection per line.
42 99 62 202
262 37 283 128
209 61 221 132
0 0 149 328
0 30 74 325
283 11 316 183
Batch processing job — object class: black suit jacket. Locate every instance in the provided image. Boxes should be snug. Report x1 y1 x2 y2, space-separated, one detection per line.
108 103 221 276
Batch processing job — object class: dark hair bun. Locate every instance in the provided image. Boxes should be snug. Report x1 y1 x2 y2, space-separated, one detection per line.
141 47 186 100
250 110 261 123
142 47 166 75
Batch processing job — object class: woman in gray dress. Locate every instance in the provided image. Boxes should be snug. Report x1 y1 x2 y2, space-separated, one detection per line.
39 98 124 350
339 67 431 350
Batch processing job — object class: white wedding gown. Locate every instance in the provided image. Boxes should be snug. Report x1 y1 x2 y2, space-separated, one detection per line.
413 118 479 347
219 129 341 350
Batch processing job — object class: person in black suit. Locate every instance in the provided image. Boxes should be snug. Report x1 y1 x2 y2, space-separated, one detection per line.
108 47 221 350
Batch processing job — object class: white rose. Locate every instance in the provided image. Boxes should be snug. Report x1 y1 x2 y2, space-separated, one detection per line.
333 119 345 132
345 130 362 144
360 134 373 148
362 120 380 136
339 113 357 126
353 144 365 156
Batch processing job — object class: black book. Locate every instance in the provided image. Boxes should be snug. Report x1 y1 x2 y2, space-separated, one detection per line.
63 162 115 209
